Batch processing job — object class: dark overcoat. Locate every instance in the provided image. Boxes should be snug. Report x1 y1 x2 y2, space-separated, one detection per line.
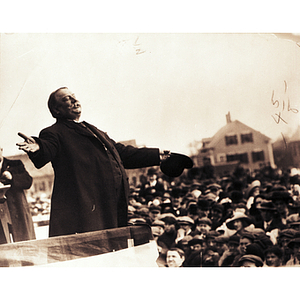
29 119 160 237
0 158 36 242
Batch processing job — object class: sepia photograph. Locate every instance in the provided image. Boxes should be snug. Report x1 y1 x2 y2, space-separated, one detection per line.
0 2 299 299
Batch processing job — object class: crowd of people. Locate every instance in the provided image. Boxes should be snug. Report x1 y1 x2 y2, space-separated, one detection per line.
126 164 300 267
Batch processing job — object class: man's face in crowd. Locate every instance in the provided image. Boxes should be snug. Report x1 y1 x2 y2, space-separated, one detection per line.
148 174 157 183
166 250 184 267
0 147 3 163
265 252 281 267
164 223 175 233
54 88 81 121
196 223 211 233
239 237 252 254
191 243 202 251
260 209 274 222
151 226 164 238
197 208 210 218
211 209 222 221
149 210 160 221
293 244 300 260
228 242 239 254
273 200 287 215
172 196 182 208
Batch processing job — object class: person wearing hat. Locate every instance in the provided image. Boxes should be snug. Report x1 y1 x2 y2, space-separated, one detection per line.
150 219 167 267
231 232 255 267
166 247 186 267
286 234 300 266
238 254 264 267
210 203 225 230
183 235 205 267
206 183 222 200
168 187 186 217
225 211 254 237
277 228 298 265
186 200 199 222
218 235 240 267
148 203 162 223
287 213 300 231
237 243 265 267
157 213 177 250
176 235 194 260
175 216 194 244
245 180 261 210
197 198 211 219
202 246 220 267
264 245 283 267
214 236 229 257
139 168 165 201
151 219 165 240
191 217 212 238
256 200 283 233
269 191 293 226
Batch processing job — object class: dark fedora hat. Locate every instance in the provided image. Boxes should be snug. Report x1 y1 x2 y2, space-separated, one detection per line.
160 152 193 177
268 191 293 204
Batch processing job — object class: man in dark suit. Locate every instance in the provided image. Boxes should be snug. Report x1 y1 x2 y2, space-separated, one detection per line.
139 168 165 202
0 147 35 242
17 87 169 238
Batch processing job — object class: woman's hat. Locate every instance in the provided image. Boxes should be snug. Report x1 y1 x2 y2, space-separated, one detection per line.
225 212 253 230
160 153 193 177
245 180 261 199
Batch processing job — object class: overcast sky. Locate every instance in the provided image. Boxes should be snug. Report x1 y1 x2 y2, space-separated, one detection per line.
0 33 299 157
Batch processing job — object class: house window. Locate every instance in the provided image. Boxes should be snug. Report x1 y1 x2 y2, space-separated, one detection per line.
225 134 238 146
226 153 249 163
252 150 265 162
217 153 226 163
241 133 253 144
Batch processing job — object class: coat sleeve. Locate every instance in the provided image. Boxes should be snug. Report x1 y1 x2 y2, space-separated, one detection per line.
114 143 160 169
28 128 60 169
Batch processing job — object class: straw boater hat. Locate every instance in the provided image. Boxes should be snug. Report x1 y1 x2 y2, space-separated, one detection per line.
225 212 253 230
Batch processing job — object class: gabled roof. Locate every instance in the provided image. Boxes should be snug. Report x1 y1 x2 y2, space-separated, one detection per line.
204 119 271 148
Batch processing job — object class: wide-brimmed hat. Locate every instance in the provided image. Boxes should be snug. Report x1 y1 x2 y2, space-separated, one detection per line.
160 152 193 177
268 191 293 204
225 212 253 230
256 200 277 211
245 180 261 199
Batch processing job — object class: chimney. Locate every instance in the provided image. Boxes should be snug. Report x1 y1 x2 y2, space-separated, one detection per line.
226 112 231 124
